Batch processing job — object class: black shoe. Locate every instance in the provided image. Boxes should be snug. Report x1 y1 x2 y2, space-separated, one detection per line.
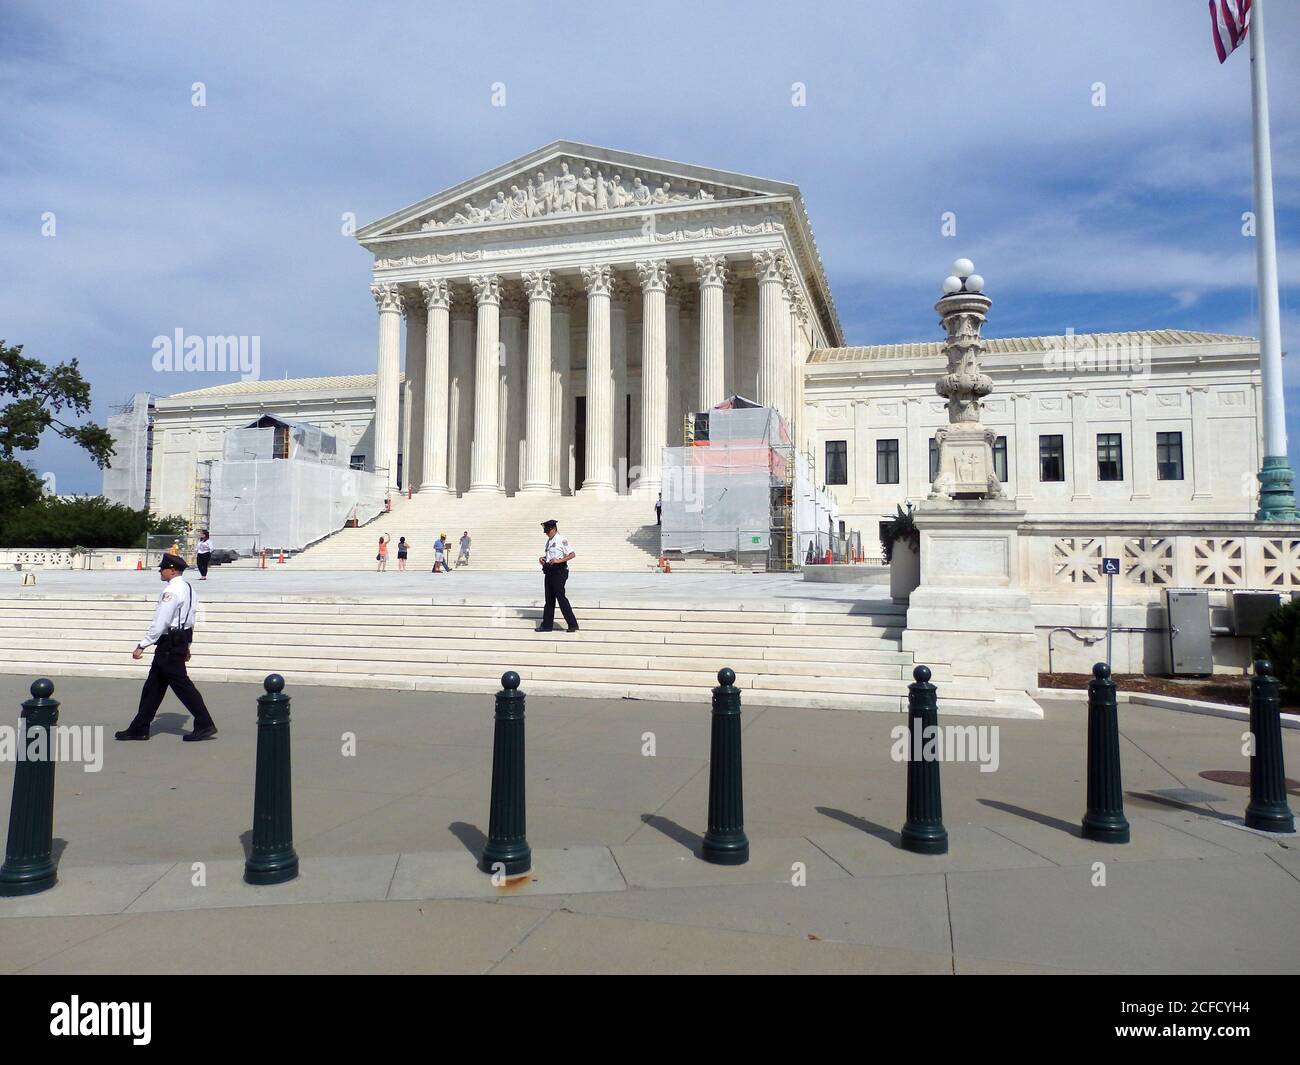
565 625 579 633
114 726 149 741
183 725 218 742
534 625 554 632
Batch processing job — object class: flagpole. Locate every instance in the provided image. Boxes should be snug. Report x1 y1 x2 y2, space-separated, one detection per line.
1250 0 1297 519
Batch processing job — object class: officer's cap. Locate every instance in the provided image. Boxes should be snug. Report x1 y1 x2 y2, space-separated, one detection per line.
159 552 188 572
541 519 557 530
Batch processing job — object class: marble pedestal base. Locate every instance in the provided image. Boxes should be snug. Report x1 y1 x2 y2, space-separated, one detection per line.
900 500 1041 717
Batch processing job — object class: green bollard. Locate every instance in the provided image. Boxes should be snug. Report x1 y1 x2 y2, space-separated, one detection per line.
702 668 749 865
1081 662 1130 843
244 674 299 885
0 679 60 897
1245 660 1295 833
900 665 949 855
480 671 531 877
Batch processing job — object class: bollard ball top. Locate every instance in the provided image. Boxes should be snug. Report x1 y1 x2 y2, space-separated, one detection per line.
1092 662 1111 680
717 667 736 687
1256 659 1273 678
30 677 54 699
502 671 520 690
264 673 285 694
913 664 931 684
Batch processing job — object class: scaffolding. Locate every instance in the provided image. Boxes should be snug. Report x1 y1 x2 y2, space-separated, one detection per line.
660 397 834 571
102 393 153 511
208 415 384 554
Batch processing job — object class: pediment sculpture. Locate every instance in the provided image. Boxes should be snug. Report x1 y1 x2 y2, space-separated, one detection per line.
419 159 730 230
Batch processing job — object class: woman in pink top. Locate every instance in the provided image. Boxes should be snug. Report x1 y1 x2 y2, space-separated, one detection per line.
376 534 390 571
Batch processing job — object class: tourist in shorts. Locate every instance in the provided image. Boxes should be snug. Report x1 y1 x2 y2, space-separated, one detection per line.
397 536 409 571
376 534 390 571
457 531 471 567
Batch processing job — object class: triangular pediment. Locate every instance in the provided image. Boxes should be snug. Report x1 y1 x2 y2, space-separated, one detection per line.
358 141 796 240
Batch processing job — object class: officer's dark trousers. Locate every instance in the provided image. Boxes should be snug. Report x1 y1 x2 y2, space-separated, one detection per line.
541 564 577 630
132 638 215 730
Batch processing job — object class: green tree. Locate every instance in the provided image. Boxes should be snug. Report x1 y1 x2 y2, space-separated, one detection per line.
1257 598 1300 698
1 340 114 514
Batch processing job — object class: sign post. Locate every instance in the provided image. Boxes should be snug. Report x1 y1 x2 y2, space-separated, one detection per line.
1102 557 1120 670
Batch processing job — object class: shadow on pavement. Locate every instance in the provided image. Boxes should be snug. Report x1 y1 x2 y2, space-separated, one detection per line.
978 799 1079 836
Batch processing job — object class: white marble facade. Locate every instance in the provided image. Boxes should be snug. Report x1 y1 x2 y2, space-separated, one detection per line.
357 141 835 495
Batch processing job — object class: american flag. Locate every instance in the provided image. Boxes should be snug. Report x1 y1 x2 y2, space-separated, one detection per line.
1209 0 1252 63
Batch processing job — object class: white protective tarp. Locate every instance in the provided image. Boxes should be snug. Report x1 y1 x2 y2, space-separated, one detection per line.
102 393 152 510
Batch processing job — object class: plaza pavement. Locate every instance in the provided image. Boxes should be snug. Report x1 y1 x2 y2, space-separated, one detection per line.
1 674 1297 974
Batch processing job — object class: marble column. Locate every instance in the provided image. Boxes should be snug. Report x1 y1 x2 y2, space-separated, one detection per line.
665 277 682 447
418 278 451 492
754 250 786 413
1069 389 1091 501
448 300 474 495
520 269 553 494
581 264 615 493
695 254 727 411
722 279 737 399
637 259 668 493
1011 391 1035 505
1128 388 1151 502
402 293 426 492
611 278 631 493
468 274 503 493
498 288 525 495
549 286 572 495
1189 385 1212 500
371 281 402 492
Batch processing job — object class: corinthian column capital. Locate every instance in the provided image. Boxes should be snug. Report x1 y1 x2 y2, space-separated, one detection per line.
419 278 452 311
470 274 501 306
752 249 787 284
521 269 554 301
581 263 612 297
694 254 729 287
636 259 670 293
371 281 402 312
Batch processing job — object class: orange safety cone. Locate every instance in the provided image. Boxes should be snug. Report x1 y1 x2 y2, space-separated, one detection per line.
260 549 267 569
277 549 286 564
135 558 143 571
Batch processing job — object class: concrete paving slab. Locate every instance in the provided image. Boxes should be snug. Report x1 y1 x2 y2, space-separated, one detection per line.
1143 809 1300 855
983 813 1239 866
0 913 137 973
610 836 851 889
947 853 1300 974
18 899 548 975
125 854 399 913
490 909 951 974
388 845 626 900
807 824 1054 878
0 862 174 918
499 873 954 953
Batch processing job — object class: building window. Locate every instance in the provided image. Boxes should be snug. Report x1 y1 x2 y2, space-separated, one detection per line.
1156 431 1184 480
1039 435 1065 482
1097 433 1123 481
350 454 366 470
928 438 939 482
993 436 1008 482
876 439 899 484
825 440 848 486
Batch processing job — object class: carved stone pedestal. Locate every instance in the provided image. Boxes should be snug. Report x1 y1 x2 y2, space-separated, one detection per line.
900 500 1041 718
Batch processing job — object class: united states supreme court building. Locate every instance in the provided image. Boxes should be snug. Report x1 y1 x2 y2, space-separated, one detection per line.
110 142 1268 548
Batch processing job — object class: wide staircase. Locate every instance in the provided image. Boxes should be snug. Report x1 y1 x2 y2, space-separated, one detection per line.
0 591 1039 715
293 492 662 571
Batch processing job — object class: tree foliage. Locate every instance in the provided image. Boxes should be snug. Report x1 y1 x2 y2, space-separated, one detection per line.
0 339 115 516
0 496 189 549
1257 598 1300 696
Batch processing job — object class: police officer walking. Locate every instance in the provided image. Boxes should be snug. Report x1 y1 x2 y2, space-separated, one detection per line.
535 519 579 633
114 552 219 742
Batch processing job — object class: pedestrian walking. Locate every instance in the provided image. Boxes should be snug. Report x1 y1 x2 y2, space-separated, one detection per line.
396 536 409 571
114 553 218 742
440 533 453 573
655 493 662 527
195 529 212 579
536 518 578 632
376 534 390 571
433 533 450 574
457 531 471 567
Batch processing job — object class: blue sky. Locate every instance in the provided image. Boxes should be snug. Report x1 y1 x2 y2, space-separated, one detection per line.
2 0 1298 496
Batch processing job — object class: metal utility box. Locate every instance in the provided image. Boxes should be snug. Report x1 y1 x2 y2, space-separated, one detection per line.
1229 591 1282 637
1165 590 1212 675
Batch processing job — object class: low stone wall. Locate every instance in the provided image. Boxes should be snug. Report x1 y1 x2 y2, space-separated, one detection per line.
0 549 146 571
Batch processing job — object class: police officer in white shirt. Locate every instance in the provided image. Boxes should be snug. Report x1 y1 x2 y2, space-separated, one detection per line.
115 553 218 742
535 519 579 632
